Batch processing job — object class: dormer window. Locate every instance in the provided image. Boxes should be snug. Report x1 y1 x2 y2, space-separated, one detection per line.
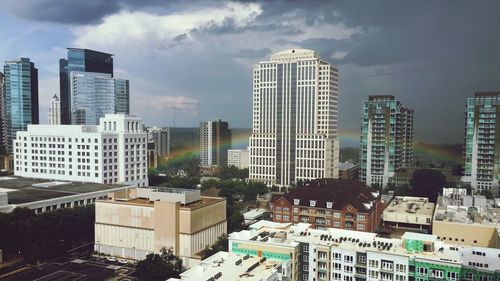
294 199 300 205
326 202 333 208
310 200 316 207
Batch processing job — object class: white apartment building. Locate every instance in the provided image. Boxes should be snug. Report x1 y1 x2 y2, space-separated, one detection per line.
14 114 148 187
228 220 500 281
227 149 249 169
48 94 61 125
249 49 340 186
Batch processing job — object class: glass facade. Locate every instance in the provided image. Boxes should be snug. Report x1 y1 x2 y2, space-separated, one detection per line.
3 58 38 153
71 72 116 125
59 49 113 124
114 79 130 114
462 93 500 193
360 95 413 187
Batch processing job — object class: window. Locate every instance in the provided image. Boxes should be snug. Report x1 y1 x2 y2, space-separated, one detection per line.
369 260 379 268
430 269 443 279
310 200 316 207
447 272 458 281
464 272 473 280
333 252 341 260
357 214 365 221
358 255 366 264
418 267 427 276
381 261 393 271
396 264 406 272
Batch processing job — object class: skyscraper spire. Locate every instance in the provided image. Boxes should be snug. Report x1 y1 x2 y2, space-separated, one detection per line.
48 94 61 125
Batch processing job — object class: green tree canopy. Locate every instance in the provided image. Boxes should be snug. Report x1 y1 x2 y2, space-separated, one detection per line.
0 205 95 263
135 247 184 281
410 169 446 203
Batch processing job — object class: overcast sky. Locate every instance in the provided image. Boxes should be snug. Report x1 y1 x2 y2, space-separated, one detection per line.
1 0 499 144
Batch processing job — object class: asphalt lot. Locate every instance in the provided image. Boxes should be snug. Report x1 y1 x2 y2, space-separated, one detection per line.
0 256 136 281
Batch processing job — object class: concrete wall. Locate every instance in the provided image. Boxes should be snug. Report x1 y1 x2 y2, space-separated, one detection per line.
153 201 180 254
180 199 226 234
432 221 500 248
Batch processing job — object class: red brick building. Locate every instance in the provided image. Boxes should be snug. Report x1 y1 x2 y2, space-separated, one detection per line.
271 179 385 232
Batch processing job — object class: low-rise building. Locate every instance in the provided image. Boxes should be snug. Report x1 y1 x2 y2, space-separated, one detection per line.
382 196 435 233
0 176 131 213
228 220 500 281
14 114 148 187
94 187 227 266
243 208 268 226
169 251 291 281
433 188 500 248
228 149 249 169
271 179 385 232
338 162 359 180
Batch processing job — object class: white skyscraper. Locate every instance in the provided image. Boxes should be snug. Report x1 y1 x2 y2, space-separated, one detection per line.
48 94 61 125
249 49 340 186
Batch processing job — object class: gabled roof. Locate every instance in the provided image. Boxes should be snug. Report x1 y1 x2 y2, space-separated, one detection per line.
272 179 379 212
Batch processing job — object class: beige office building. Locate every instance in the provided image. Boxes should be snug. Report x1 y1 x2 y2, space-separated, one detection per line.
432 188 500 248
94 187 226 266
382 196 435 233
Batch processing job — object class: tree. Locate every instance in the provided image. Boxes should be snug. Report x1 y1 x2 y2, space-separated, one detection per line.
410 169 446 203
218 165 249 180
202 234 228 259
201 179 219 191
0 205 95 263
228 210 244 233
480 189 494 199
135 248 184 281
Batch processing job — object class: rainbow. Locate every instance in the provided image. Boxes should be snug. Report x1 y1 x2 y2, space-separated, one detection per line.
413 142 461 164
338 130 361 148
159 129 461 168
157 130 253 168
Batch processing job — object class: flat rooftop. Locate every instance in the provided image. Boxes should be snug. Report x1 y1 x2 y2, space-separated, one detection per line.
434 195 500 226
178 251 285 281
229 220 488 266
384 196 435 217
104 190 224 210
339 162 358 170
0 176 128 204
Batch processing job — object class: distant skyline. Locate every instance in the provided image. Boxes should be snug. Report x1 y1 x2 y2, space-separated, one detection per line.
1 1 500 143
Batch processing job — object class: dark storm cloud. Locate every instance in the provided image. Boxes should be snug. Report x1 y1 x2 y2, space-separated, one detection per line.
0 0 169 24
2 0 500 143
1 0 120 24
232 48 272 59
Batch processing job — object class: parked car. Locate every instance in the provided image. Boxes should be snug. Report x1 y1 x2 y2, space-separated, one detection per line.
106 256 117 262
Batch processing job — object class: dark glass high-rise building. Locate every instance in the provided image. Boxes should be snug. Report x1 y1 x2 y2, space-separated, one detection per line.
59 48 113 124
3 58 39 153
